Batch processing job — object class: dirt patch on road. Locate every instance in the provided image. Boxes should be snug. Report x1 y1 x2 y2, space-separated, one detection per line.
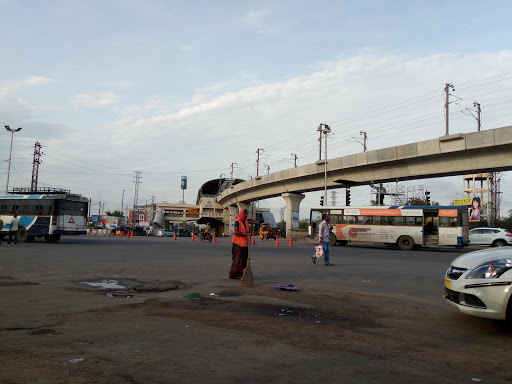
1 284 512 383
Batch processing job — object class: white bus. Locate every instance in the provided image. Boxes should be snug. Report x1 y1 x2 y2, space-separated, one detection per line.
0 191 89 243
310 206 470 250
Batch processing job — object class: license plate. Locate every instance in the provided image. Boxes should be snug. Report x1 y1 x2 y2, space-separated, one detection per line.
444 278 451 288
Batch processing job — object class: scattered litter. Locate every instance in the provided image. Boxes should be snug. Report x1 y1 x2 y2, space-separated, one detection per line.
126 296 131 299
184 293 203 299
314 321 321 324
472 379 482 382
278 314 284 316
81 279 126 289
275 284 300 291
185 325 189 328
106 293 114 298
362 280 371 283
69 358 85 364
134 350 141 353
209 293 218 297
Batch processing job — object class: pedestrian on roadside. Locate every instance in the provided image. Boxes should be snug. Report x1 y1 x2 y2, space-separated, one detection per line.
229 209 253 279
312 213 333 266
7 214 20 246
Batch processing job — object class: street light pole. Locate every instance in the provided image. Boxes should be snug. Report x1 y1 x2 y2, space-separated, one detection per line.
5 125 22 193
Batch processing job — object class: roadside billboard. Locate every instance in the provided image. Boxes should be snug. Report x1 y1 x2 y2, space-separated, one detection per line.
454 197 482 222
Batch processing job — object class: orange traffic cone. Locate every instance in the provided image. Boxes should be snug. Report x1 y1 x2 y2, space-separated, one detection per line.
274 236 279 246
131 231 134 238
212 233 216 243
120 230 123 238
251 235 256 245
173 232 177 240
191 233 195 241
288 236 293 247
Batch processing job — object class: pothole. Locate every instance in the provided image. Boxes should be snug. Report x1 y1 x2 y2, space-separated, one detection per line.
77 279 183 298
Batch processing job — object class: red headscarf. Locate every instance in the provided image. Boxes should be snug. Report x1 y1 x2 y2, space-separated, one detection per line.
235 209 248 223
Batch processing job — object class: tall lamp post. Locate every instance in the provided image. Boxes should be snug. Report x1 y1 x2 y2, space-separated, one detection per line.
5 126 22 193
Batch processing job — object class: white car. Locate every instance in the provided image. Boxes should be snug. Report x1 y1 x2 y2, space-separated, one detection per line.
445 247 512 324
156 229 174 237
469 227 512 247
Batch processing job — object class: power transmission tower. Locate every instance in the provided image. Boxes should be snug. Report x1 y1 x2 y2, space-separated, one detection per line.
330 190 338 206
133 171 143 207
31 142 43 191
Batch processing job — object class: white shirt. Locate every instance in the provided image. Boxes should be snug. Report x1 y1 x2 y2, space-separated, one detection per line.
10 217 20 231
319 220 330 242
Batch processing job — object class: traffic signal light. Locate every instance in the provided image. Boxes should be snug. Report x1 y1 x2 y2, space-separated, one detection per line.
425 191 431 205
320 196 324 206
346 188 351 206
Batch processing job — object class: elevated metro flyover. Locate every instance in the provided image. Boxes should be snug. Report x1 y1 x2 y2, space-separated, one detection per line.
218 125 512 233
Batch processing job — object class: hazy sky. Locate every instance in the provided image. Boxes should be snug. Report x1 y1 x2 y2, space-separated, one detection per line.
1 0 511 219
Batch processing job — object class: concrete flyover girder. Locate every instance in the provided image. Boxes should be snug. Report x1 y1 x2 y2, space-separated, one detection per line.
217 125 512 207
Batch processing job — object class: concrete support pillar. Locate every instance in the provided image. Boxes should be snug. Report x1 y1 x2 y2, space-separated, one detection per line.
236 202 250 214
282 193 305 235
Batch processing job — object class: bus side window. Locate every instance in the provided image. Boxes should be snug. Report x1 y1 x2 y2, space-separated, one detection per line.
10 205 19 214
345 215 356 224
330 215 341 224
0 205 7 214
395 216 404 226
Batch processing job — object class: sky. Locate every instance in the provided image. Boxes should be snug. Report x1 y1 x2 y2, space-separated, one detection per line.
1 0 511 221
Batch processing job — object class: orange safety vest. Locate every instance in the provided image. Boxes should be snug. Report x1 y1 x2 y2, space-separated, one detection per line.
232 219 251 247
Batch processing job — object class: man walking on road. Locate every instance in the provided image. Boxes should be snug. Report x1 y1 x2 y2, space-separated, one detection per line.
313 213 333 266
7 214 20 246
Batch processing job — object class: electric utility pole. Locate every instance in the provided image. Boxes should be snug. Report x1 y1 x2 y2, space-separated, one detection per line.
445 83 455 135
230 162 237 180
360 131 367 152
474 102 481 131
319 123 331 206
291 153 298 167
256 148 264 176
317 125 323 160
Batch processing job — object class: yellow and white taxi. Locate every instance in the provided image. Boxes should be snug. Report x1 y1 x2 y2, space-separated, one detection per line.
445 247 512 323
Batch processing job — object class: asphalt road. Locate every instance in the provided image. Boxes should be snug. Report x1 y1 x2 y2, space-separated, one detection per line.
1 235 509 384
0 234 469 299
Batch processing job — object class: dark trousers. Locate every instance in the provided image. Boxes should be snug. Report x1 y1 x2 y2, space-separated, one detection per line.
7 230 18 245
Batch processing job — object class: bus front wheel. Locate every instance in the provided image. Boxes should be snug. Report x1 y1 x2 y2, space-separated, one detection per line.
17 227 29 243
329 233 337 246
44 234 61 243
397 236 414 251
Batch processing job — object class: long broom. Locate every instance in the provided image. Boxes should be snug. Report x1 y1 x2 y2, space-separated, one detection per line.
242 213 255 288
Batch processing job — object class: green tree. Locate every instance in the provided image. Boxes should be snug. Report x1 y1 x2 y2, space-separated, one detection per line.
105 210 122 217
299 219 309 230
498 210 512 232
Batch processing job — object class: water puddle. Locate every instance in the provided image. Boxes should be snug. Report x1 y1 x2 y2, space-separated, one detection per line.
81 279 126 289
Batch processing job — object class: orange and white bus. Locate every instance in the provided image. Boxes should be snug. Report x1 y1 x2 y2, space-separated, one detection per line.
309 206 470 250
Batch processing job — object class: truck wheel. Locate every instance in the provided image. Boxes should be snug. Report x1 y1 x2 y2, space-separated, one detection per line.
397 236 414 251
